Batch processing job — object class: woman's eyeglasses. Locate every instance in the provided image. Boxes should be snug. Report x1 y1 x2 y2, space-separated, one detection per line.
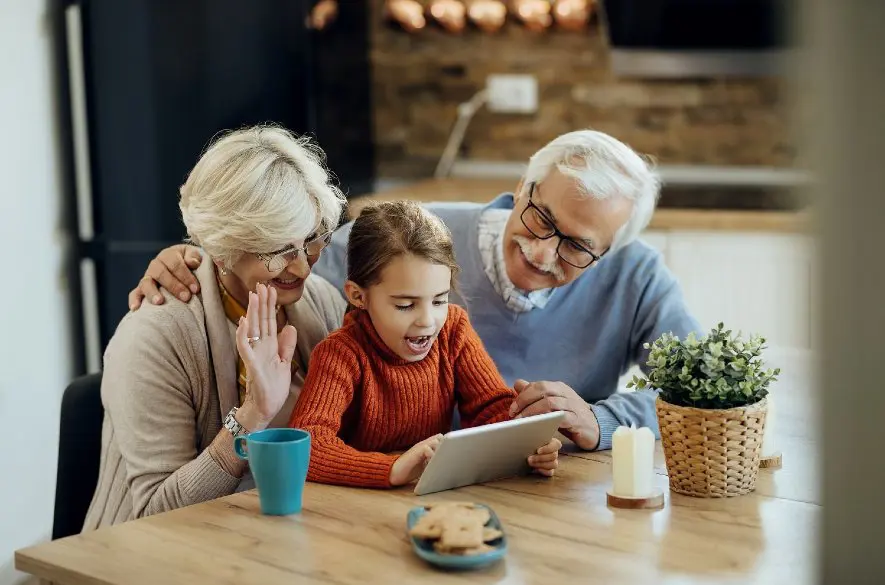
256 232 333 272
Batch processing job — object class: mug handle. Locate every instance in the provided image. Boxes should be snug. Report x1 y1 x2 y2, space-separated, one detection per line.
234 436 249 460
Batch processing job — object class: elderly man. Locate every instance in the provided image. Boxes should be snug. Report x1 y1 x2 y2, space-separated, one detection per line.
130 130 700 451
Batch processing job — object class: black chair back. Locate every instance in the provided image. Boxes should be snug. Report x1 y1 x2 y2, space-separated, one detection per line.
52 372 104 539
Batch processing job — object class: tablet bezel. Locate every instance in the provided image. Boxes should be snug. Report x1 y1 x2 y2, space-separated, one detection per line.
413 410 566 496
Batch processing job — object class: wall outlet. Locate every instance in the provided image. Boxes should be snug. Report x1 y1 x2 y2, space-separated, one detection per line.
486 74 538 114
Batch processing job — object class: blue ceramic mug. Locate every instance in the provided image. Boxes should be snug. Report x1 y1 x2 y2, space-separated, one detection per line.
234 428 311 515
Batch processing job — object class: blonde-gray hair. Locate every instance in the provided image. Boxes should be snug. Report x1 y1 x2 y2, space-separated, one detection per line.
179 124 345 268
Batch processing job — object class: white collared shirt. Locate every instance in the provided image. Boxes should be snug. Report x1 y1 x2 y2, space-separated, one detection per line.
477 208 555 313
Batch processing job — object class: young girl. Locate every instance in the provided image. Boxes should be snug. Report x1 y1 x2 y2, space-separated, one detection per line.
267 200 560 488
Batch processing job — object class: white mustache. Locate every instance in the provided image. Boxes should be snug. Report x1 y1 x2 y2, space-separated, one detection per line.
514 235 566 281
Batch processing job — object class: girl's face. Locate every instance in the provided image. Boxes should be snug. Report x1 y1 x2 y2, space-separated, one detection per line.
346 254 452 362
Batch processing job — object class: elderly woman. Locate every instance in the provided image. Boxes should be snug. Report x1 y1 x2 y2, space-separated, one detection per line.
83 125 346 530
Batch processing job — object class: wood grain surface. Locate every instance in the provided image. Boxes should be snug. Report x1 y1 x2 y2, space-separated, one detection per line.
17 355 817 585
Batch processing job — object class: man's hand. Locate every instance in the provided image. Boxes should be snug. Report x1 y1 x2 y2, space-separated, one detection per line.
128 244 204 310
510 380 600 451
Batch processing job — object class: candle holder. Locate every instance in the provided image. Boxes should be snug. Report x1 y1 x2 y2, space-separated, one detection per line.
607 425 665 510
606 490 665 510
759 452 783 469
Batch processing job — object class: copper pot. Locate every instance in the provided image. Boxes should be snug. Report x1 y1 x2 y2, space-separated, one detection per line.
552 0 594 31
467 0 507 33
429 0 467 33
511 0 552 32
385 0 427 32
306 0 338 30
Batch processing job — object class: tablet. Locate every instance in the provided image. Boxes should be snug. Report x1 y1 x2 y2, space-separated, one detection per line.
413 410 566 496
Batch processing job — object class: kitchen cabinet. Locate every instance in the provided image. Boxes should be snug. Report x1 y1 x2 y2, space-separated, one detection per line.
642 230 813 350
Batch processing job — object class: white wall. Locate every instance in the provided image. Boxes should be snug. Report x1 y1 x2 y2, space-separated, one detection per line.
0 1 76 584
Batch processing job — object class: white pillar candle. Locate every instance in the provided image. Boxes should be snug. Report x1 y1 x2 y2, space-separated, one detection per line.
611 425 655 498
762 393 776 456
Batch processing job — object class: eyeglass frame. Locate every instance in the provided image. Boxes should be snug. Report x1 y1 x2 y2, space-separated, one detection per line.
255 231 333 272
519 182 606 269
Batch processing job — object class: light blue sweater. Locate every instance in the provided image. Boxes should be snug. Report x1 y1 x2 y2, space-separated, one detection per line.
314 194 701 450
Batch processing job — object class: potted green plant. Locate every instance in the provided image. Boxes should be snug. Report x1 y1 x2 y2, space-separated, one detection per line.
628 323 781 498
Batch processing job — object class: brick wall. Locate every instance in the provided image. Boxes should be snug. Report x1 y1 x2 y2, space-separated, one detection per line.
369 0 795 178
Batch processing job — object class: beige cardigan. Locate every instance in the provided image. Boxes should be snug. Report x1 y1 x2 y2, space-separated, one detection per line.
82 259 345 530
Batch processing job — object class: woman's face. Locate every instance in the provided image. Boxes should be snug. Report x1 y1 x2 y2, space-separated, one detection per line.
221 232 330 307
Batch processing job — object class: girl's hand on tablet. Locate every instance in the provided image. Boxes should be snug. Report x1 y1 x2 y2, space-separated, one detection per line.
390 433 444 486
528 437 562 477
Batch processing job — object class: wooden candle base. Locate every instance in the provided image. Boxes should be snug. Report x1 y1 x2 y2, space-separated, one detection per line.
760 452 783 469
606 489 665 510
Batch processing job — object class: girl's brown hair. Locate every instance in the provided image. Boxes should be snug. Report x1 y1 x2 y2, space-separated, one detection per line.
347 200 460 289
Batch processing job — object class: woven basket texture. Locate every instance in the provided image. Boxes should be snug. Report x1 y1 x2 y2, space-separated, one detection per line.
656 396 768 497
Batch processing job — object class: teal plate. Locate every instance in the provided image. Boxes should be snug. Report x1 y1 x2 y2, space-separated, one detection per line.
406 504 507 570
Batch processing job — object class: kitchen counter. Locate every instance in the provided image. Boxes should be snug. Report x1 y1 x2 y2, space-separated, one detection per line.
347 178 809 233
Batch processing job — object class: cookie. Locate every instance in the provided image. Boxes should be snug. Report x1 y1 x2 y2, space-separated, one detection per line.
410 517 444 539
439 515 484 549
416 503 489 527
464 544 497 556
424 501 476 510
433 542 496 556
409 502 502 557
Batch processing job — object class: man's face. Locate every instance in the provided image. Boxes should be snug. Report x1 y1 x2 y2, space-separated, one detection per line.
501 169 634 292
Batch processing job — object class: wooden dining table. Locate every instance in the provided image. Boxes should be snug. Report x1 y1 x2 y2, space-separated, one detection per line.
16 349 818 584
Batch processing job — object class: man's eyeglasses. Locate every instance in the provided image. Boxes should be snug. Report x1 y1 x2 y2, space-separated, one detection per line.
520 182 605 269
256 232 333 272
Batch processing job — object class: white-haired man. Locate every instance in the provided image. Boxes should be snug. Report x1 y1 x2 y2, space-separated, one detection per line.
131 130 700 451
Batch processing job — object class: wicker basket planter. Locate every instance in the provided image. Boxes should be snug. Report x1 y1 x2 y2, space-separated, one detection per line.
656 396 768 498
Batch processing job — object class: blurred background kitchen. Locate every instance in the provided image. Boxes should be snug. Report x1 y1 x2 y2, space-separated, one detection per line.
10 0 882 583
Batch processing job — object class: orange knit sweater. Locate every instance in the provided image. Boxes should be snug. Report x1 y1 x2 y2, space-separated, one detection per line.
287 303 516 488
